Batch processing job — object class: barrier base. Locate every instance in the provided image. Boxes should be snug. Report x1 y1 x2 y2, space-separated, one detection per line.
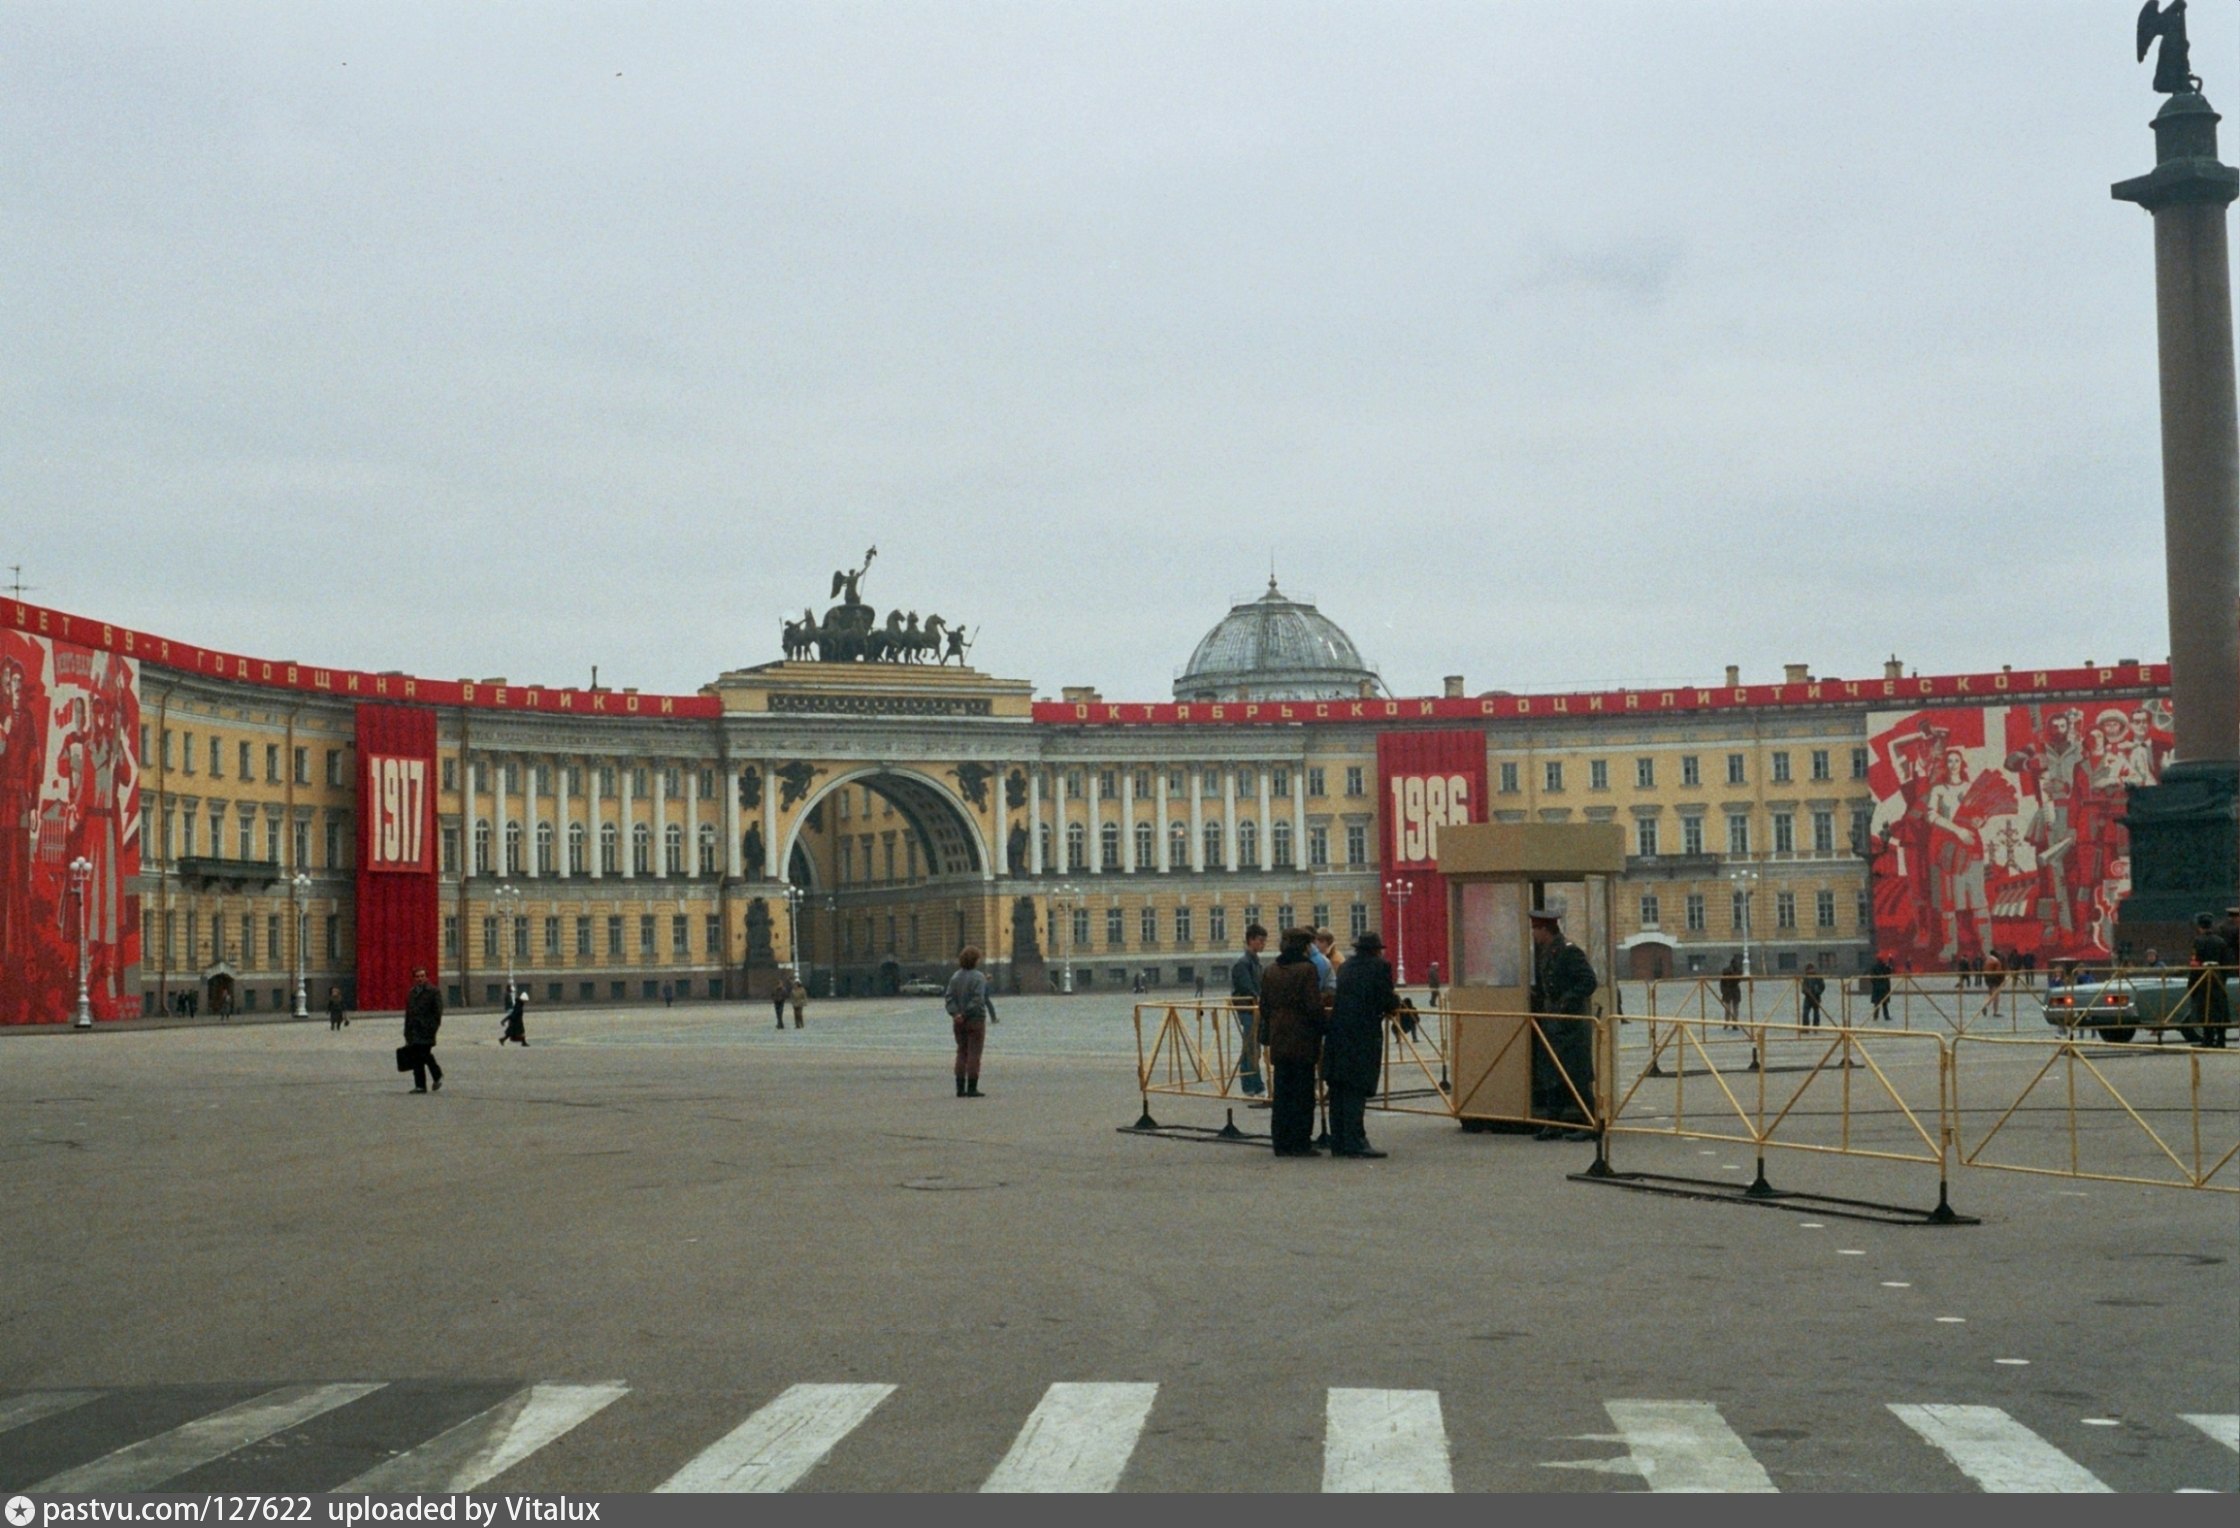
1568 1168 1979 1226
1117 1121 1271 1147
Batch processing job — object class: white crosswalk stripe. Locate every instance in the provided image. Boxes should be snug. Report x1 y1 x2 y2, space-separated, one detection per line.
336 1383 629 1493
0 1393 99 1436
2180 1413 2239 1453
31 1383 384 1494
654 1383 894 1493
1888 1404 2111 1493
1322 1388 1453 1493
1604 1400 1777 1492
982 1382 1158 1492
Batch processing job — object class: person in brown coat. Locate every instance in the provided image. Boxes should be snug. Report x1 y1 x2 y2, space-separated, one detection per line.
1257 927 1327 1157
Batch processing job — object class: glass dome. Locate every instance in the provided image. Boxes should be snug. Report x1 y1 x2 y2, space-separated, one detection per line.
1175 579 1382 702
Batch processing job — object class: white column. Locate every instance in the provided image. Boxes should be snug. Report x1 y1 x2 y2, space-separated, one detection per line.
686 764 701 877
492 754 508 878
761 760 778 879
1121 768 1137 873
620 763 635 880
1085 766 1101 876
587 763 603 881
1028 767 1045 874
1222 768 1237 873
1292 760 1307 870
523 760 540 880
557 763 573 878
1189 767 1204 872
652 760 669 880
1156 768 1172 872
1256 767 1271 871
725 765 742 880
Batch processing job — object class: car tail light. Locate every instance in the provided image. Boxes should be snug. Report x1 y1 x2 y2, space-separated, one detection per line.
2055 996 2073 1007
2103 993 2124 1005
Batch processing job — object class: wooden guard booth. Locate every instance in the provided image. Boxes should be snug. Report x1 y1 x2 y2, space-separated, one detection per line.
1436 822 1626 1126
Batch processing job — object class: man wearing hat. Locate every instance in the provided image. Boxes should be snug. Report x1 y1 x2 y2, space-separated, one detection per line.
2187 912 2231 1048
1528 899 1598 1141
1324 930 1400 1157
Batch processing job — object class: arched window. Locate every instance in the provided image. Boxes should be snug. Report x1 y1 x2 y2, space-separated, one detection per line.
663 823 683 875
1065 821 1087 871
535 822 554 875
567 823 586 876
1203 820 1224 869
1237 820 1258 869
697 824 718 875
599 823 618 874
1271 820 1294 869
473 818 491 876
504 822 522 875
1099 821 1121 870
1169 821 1189 869
1134 821 1155 868
632 823 651 875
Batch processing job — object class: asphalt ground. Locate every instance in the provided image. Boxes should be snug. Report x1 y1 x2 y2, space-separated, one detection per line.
0 995 2233 1493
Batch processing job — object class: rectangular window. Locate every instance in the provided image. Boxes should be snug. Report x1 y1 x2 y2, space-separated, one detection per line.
1066 771 1083 800
238 741 252 779
1236 769 1254 795
1070 907 1089 948
1589 759 1609 791
325 818 343 869
267 913 281 962
1810 749 1832 782
1857 889 1872 927
576 918 593 958
1816 890 1837 929
632 768 648 796
240 912 254 964
1773 812 1795 854
1499 762 1520 794
483 918 499 959
1271 768 1289 797
441 826 460 876
1308 826 1329 868
1140 906 1158 945
639 914 655 955
1682 815 1704 855
1344 766 1364 797
1636 818 1658 856
1850 747 1870 780
512 918 527 962
1812 810 1835 854
1727 814 1751 855
238 813 254 860
1686 893 1706 932
266 743 280 783
1726 753 1746 785
706 914 722 953
1771 751 1792 784
1349 902 1368 939
1100 770 1117 797
326 748 343 787
544 916 561 956
1313 903 1331 931
672 914 689 955
1345 825 1367 866
1775 891 1797 930
444 916 459 956
1640 893 1660 926
1544 761 1563 793
1174 905 1193 946
181 732 195 775
1277 903 1294 932
1733 891 1750 932
1106 907 1124 949
1209 905 1227 945
607 916 624 957
1852 808 1873 854
267 818 281 863
1638 757 1657 789
1307 767 1326 798
599 767 615 796
442 757 457 793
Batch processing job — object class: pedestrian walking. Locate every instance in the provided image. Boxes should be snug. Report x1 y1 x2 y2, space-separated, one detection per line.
1325 932 1399 1158
1529 902 1598 1141
1229 922 1268 1097
663 982 674 1008
401 966 444 1093
788 977 808 1030
944 945 995 1097
772 975 791 1031
1868 955 1894 1023
1974 951 2006 1022
499 986 529 1046
1425 960 1443 1011
2185 912 2231 1048
1257 928 1326 1157
1800 965 1827 1028
1718 956 1744 1030
326 985 348 1032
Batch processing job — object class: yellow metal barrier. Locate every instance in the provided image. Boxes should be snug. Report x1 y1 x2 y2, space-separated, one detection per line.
1953 1031 2238 1194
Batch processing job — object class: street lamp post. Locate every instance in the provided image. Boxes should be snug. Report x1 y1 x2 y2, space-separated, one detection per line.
821 895 837 997
291 871 311 1019
68 856 93 1029
781 883 805 995
1383 876 1415 985
1052 883 1080 994
493 883 522 1005
1730 864 1761 977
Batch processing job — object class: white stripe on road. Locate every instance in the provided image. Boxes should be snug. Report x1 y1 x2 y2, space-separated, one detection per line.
1322 1388 1453 1493
33 1383 384 1494
1888 1404 2111 1492
655 1383 894 1493
2180 1413 2239 1453
1604 1400 1777 1492
0 1392 100 1435
335 1383 628 1493
982 1382 1157 1493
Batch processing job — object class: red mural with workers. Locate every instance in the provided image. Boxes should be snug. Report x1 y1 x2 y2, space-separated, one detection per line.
0 630 141 1024
1377 730 1487 988
1865 700 2169 969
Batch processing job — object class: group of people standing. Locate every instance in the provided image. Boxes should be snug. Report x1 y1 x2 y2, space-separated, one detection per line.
1235 923 1401 1158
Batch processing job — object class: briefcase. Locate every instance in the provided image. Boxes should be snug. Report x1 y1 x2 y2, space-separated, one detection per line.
396 1045 417 1072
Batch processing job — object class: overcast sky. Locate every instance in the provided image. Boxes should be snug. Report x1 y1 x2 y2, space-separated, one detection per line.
4 2 2227 701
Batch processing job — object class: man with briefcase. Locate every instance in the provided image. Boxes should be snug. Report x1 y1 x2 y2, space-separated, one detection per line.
400 966 445 1093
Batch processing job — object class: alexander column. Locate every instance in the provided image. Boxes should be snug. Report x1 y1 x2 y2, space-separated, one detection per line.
2112 1 2240 955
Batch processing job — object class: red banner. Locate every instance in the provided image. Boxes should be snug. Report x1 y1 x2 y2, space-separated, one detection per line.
1378 731 1487 987
1 632 141 1024
355 705 439 1009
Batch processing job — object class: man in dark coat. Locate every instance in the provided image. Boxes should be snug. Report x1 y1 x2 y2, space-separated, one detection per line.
1256 928 1326 1157
2186 912 2231 1048
1867 955 1894 1023
403 966 444 1093
1529 904 1598 1141
1229 922 1268 1096
1324 932 1399 1158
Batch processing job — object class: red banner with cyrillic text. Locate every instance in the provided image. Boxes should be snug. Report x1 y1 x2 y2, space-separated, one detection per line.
355 705 439 1010
1377 730 1487 988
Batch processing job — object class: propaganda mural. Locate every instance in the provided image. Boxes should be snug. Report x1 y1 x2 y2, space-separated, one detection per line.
0 630 141 1023
1865 700 2169 968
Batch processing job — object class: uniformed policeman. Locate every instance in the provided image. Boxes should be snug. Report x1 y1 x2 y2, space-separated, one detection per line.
1528 900 1598 1141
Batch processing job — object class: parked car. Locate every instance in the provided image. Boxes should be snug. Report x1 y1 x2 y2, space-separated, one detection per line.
898 978 945 997
2040 967 2236 1044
